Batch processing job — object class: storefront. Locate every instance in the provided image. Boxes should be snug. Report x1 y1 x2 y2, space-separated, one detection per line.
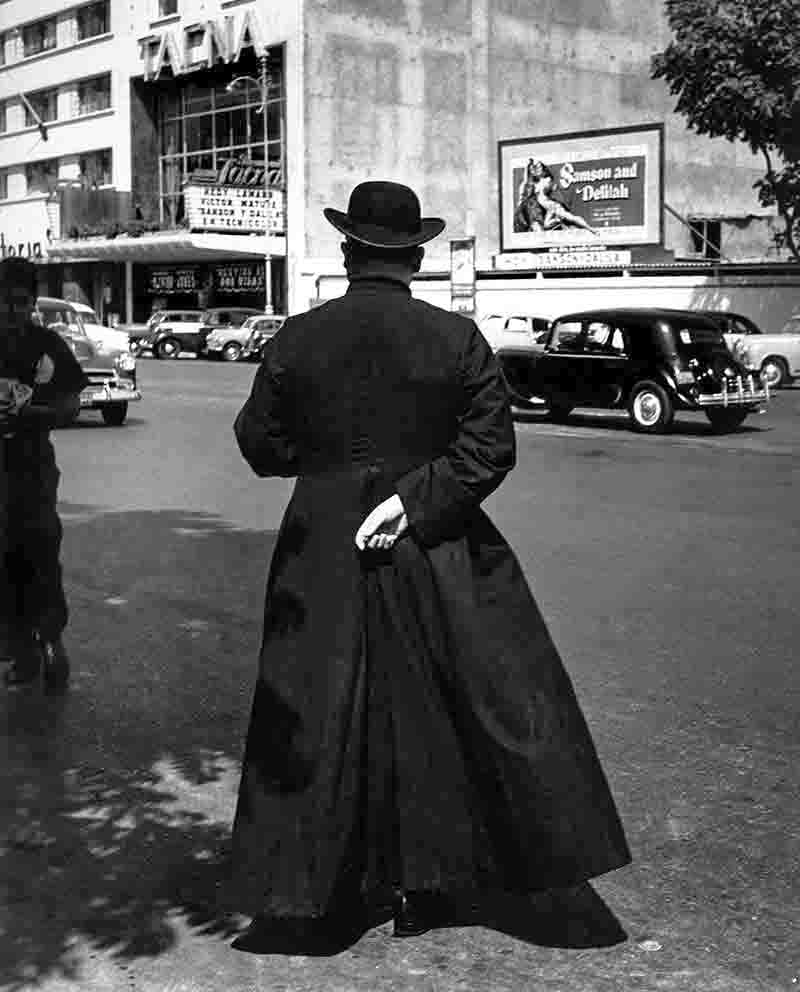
132 256 282 318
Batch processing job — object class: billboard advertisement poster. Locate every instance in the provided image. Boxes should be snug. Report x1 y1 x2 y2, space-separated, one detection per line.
498 124 663 252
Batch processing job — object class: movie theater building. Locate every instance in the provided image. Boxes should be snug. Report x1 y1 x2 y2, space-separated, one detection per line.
1 0 796 326
0 0 300 320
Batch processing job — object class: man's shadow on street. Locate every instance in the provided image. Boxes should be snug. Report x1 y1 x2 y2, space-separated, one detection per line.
1 504 624 987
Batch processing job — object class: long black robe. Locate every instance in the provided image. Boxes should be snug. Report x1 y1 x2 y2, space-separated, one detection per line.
230 276 630 919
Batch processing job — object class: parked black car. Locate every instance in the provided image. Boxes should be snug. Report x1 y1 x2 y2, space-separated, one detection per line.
504 308 769 433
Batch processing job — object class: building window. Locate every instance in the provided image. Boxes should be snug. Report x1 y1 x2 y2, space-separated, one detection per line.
0 34 6 68
78 74 111 115
26 157 60 196
25 87 59 127
689 219 721 260
77 0 110 41
0 102 6 134
158 0 178 16
22 16 57 58
0 171 7 201
79 148 112 187
157 55 285 226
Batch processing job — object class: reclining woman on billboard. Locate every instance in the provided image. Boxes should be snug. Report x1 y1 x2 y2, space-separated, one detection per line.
514 159 597 236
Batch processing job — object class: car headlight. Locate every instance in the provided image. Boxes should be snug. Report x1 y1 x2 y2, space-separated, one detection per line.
115 353 137 374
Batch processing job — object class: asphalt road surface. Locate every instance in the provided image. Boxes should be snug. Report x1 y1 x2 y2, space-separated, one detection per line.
1 358 797 991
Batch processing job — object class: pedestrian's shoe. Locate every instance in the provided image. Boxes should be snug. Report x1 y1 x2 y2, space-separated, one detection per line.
392 891 450 938
41 636 70 693
3 632 41 689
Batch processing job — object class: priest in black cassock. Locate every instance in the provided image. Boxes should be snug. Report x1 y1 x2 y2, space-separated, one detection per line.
228 181 630 952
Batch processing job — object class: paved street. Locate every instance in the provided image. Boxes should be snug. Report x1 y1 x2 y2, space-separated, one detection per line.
2 358 798 991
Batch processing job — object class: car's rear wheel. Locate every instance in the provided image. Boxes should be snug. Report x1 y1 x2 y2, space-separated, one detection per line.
705 407 748 433
628 381 674 433
222 342 242 362
760 355 789 389
101 403 128 426
155 337 180 360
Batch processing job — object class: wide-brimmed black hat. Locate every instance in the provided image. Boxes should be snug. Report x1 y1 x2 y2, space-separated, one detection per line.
324 181 445 248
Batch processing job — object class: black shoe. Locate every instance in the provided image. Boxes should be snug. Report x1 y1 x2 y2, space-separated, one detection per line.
41 637 70 693
3 632 41 689
392 891 450 938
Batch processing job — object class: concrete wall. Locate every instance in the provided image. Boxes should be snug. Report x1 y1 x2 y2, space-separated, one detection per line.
300 0 781 309
311 270 800 336
472 273 800 334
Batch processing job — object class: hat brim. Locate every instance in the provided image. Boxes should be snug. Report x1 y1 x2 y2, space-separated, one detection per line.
324 208 446 248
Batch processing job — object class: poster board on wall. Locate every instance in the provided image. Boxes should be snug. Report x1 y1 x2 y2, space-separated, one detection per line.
498 124 663 253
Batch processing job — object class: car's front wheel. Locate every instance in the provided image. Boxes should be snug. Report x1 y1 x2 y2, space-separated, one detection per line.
222 342 242 362
628 381 674 433
101 403 128 426
705 407 748 433
155 337 180 360
760 355 789 389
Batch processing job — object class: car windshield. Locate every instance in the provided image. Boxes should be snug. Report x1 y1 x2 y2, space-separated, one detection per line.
39 307 88 337
82 308 101 324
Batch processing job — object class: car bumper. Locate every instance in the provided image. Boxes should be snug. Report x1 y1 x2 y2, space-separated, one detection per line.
692 374 770 408
80 382 142 408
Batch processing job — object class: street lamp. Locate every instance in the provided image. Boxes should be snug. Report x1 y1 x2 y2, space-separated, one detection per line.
226 52 274 315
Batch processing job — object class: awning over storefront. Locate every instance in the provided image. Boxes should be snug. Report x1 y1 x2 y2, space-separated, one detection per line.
45 231 286 263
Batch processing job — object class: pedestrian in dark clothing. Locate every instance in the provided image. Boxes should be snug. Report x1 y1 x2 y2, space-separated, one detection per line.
229 181 630 952
0 257 87 690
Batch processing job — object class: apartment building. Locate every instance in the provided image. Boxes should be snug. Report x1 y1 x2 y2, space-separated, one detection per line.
0 0 785 323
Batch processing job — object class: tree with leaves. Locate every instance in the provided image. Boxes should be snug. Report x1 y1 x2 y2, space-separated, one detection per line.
652 0 800 260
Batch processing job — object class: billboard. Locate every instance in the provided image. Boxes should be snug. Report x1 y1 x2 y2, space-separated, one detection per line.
498 124 663 253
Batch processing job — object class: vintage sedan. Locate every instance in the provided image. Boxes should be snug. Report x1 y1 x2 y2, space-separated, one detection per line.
696 309 800 388
36 297 141 425
522 308 769 433
133 309 204 358
240 314 287 361
205 313 284 361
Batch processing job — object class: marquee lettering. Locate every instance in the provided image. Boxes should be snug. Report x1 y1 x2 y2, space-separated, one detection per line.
0 234 43 259
140 11 267 81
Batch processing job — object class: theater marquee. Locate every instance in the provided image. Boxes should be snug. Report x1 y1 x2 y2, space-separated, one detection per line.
499 124 663 253
184 158 286 235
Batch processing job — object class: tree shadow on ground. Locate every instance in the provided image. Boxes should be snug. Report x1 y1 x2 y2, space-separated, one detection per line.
0 505 277 989
0 503 627 988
